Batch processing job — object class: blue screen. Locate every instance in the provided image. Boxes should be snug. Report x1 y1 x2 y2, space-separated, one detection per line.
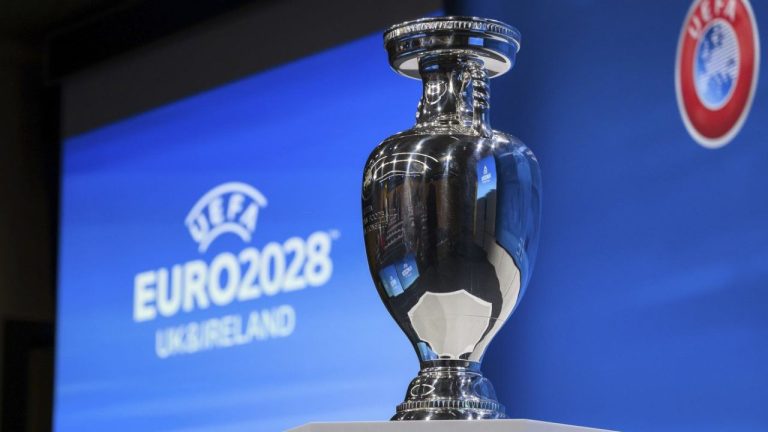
54 32 422 431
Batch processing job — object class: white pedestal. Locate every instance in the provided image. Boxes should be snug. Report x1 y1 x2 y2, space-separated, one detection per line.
288 420 614 432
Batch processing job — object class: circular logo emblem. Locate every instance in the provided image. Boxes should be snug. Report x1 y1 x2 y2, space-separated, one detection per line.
676 0 760 148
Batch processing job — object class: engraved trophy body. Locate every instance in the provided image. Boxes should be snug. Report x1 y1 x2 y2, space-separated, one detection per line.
362 17 541 420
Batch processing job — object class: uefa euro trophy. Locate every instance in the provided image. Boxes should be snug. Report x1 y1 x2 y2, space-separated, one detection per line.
362 17 541 420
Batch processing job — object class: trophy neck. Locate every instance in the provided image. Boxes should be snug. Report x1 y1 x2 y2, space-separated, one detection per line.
415 54 492 137
419 359 482 372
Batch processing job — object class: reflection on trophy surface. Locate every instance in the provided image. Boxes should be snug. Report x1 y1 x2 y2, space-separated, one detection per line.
362 17 542 420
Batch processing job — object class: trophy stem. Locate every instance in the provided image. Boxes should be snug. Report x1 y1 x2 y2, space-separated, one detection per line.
392 360 506 421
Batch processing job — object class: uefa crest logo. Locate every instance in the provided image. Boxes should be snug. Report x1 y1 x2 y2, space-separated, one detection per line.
185 182 267 252
676 0 760 148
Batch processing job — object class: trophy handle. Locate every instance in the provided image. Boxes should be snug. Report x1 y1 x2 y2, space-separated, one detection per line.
468 61 493 138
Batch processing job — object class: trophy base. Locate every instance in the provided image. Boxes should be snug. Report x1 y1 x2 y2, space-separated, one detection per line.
393 360 505 421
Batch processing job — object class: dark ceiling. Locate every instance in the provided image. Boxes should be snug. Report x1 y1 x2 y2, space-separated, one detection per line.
0 0 263 78
0 0 124 41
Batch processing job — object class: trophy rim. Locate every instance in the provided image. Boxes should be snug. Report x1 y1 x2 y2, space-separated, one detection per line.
384 16 521 47
383 16 521 79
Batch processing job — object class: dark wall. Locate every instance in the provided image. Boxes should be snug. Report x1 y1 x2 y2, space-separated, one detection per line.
0 37 58 432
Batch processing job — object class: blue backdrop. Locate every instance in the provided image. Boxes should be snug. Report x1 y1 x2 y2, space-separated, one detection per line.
56 4 768 431
447 1 768 431
54 33 422 431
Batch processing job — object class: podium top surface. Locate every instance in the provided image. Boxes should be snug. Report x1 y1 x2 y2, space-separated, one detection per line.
287 420 614 432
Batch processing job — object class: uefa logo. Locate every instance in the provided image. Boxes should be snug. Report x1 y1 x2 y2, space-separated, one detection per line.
676 0 760 149
184 182 267 253
134 181 339 358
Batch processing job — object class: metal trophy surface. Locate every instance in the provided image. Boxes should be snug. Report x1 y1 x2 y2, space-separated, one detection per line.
362 17 541 420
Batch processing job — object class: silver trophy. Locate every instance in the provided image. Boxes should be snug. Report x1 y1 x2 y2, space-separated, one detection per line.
362 17 541 420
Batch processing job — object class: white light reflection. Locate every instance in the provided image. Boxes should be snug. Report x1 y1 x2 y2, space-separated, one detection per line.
370 152 439 183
